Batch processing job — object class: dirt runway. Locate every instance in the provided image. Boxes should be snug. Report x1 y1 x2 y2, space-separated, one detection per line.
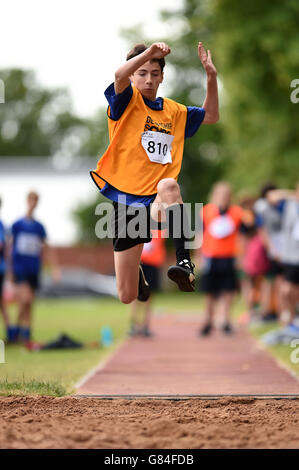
1 396 299 449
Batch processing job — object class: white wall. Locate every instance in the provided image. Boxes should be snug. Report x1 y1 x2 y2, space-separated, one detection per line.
0 172 97 245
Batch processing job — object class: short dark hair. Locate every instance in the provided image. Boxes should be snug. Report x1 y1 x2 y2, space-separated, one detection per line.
260 182 277 199
126 43 165 73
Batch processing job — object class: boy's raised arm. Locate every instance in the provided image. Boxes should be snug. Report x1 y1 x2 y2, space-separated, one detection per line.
266 189 295 204
198 42 219 124
114 43 171 95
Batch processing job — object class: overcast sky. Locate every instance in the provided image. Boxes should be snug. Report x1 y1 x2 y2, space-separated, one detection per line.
1 0 182 117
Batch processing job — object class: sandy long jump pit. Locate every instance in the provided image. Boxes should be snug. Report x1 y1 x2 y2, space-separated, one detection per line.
1 314 299 449
1 395 299 449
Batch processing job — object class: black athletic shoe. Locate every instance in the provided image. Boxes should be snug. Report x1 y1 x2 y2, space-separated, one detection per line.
222 322 234 335
199 323 213 336
137 265 150 302
128 324 139 337
141 325 154 337
167 259 195 292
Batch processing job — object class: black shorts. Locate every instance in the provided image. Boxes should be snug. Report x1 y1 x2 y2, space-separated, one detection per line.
283 264 299 286
266 259 285 279
13 271 39 291
0 272 4 296
141 263 161 292
199 257 238 295
112 201 164 252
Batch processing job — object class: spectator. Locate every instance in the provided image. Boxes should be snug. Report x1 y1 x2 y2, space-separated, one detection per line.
10 191 59 345
196 182 248 335
238 196 269 321
266 183 299 329
254 183 287 321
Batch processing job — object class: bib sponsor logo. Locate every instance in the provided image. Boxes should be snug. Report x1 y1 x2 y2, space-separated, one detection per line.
144 115 172 134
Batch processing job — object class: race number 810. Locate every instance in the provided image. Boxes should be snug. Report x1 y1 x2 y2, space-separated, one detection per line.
147 141 168 156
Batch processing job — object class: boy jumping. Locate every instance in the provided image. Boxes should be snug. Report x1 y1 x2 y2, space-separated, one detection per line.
91 41 219 304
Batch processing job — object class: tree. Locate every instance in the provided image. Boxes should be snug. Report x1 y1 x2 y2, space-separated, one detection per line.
0 68 113 245
160 0 299 192
0 69 93 158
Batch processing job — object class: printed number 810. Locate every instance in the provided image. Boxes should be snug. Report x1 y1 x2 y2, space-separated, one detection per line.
147 141 168 156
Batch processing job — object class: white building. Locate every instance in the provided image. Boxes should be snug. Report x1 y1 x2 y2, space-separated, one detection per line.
0 156 98 245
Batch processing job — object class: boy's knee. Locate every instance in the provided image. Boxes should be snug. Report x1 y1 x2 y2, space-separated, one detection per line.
118 288 137 305
157 178 179 195
21 299 32 310
119 295 135 305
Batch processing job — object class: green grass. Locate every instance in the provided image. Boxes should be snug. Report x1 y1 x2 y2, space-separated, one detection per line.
249 322 299 378
0 297 130 395
0 293 298 396
0 378 67 397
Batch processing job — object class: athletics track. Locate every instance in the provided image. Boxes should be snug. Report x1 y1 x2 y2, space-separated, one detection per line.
76 313 299 397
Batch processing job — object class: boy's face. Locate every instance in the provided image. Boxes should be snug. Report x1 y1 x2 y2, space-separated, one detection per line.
130 60 163 101
212 184 232 208
27 193 39 212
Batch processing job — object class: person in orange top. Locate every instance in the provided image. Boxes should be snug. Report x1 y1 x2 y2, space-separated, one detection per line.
197 182 245 335
90 41 219 305
129 229 166 337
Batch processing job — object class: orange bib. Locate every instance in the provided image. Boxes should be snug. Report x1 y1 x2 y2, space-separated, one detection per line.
202 204 244 257
91 86 187 196
141 229 167 267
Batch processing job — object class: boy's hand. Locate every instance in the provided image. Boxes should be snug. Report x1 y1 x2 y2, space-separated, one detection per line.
198 42 217 75
149 42 171 59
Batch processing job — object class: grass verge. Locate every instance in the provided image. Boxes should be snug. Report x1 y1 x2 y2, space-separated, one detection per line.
0 297 129 396
249 322 299 378
0 378 67 397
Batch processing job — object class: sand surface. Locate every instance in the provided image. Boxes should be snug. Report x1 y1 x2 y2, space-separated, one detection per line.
1 396 299 449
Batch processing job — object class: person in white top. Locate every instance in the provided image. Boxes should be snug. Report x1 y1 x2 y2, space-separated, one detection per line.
266 183 299 328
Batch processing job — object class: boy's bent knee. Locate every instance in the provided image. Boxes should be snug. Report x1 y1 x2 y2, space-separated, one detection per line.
118 290 137 304
119 295 136 305
157 178 179 194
